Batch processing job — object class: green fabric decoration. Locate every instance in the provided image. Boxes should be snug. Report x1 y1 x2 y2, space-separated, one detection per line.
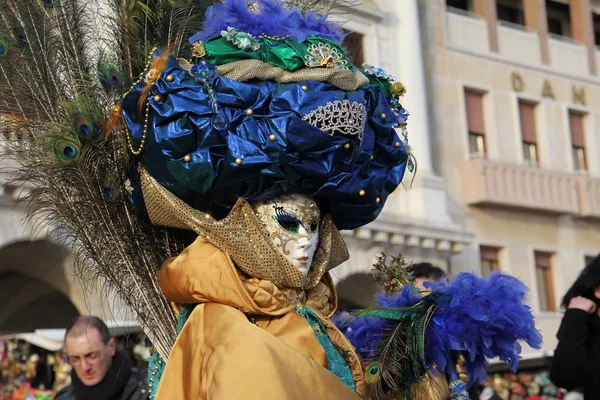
202 34 355 73
295 306 357 392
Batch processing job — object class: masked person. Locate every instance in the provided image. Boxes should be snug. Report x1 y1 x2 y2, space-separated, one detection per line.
55 316 148 400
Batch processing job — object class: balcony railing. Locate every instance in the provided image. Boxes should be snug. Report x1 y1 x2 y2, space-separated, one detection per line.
446 9 489 54
548 35 588 76
462 158 580 215
498 23 541 65
576 174 600 218
445 10 594 77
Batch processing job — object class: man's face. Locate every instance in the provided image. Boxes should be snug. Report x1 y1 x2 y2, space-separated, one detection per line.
65 328 115 386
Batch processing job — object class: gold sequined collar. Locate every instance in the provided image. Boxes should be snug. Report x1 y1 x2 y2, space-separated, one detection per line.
139 168 349 289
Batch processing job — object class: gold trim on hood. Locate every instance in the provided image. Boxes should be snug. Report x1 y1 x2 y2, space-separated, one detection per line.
140 167 349 289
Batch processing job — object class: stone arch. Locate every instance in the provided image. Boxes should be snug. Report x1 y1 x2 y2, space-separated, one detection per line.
0 270 79 333
0 239 111 333
335 272 384 309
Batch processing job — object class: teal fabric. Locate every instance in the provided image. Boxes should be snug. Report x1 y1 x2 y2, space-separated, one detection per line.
295 306 356 391
148 304 197 400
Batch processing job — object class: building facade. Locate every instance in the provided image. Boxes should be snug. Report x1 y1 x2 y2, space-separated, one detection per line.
333 0 600 367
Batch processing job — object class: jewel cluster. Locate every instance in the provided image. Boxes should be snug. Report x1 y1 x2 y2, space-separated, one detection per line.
191 61 228 130
221 27 261 51
362 63 396 81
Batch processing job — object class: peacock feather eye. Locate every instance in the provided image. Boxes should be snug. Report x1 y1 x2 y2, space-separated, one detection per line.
98 63 123 89
53 138 80 162
73 112 94 138
101 176 120 201
12 27 27 48
0 36 7 57
132 16 143 27
364 363 381 385
41 0 54 8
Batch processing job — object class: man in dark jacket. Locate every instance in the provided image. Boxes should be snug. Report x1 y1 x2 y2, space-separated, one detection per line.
549 294 600 398
54 315 148 400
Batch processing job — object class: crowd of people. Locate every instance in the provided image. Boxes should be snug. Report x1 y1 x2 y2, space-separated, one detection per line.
0 325 151 400
0 340 66 400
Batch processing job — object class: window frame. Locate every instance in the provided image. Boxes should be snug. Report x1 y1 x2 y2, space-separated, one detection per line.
480 246 500 276
534 251 556 312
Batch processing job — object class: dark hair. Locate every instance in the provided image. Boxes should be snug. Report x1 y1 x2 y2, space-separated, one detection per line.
65 315 111 345
408 262 447 280
561 254 600 309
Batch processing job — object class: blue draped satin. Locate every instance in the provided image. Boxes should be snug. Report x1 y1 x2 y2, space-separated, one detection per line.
122 54 408 230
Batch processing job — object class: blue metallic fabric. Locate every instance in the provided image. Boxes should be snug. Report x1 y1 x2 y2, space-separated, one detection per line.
122 54 408 230
296 306 356 391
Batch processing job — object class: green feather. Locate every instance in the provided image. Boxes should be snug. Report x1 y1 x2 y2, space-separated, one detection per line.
73 112 95 138
98 62 124 90
101 175 120 201
0 35 8 57
352 300 438 400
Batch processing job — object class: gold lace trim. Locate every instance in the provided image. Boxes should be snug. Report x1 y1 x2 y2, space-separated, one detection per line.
139 168 349 289
179 59 369 91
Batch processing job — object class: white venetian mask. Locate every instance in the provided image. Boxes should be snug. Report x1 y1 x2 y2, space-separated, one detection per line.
253 194 320 276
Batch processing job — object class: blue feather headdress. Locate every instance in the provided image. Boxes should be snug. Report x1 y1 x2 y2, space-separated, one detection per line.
335 271 543 399
191 0 345 44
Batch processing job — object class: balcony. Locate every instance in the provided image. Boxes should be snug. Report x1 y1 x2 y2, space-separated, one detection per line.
497 22 541 65
446 8 489 54
576 174 600 219
548 34 588 76
462 158 579 215
445 9 594 77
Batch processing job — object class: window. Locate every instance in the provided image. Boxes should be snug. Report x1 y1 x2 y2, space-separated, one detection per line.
447 0 470 12
497 1 524 26
341 32 364 68
569 111 587 171
465 90 486 155
546 0 571 37
480 246 500 276
518 100 538 165
535 251 555 312
594 13 600 46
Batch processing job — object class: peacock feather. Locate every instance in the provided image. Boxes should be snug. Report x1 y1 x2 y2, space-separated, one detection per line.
336 254 543 400
349 298 439 400
0 0 212 360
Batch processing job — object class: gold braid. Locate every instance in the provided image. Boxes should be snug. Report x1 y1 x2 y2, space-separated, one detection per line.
455 352 469 384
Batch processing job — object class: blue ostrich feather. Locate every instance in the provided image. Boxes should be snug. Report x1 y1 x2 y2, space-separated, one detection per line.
336 272 543 391
190 0 344 44
426 272 542 385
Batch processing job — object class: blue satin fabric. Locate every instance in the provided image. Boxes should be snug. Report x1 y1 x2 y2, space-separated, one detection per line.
122 54 408 230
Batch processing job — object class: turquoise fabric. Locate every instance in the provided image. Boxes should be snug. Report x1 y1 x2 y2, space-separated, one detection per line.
148 304 197 400
296 306 356 391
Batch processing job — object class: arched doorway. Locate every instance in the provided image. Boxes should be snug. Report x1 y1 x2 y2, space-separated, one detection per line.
0 271 79 334
336 272 384 310
0 240 105 334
